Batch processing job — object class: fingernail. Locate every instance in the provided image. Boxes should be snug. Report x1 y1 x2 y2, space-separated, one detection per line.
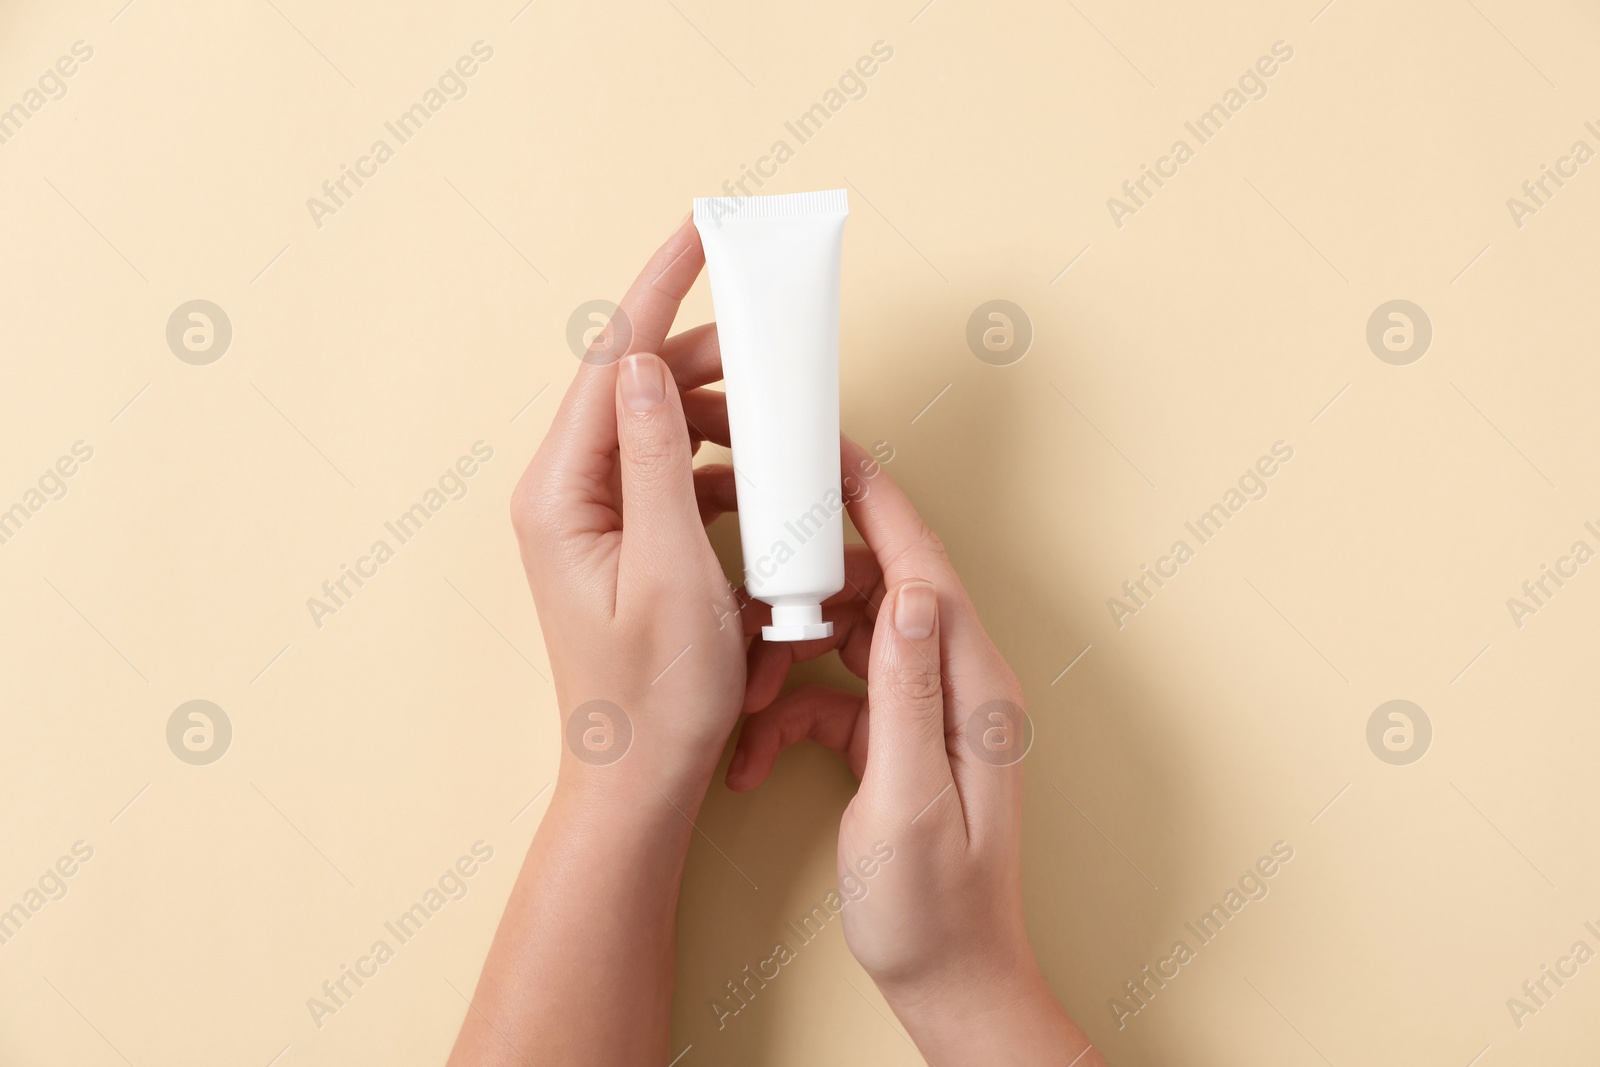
895 582 936 640
727 749 747 782
620 353 665 411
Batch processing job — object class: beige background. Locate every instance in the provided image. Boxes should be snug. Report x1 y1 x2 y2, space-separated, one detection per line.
2 0 1598 1064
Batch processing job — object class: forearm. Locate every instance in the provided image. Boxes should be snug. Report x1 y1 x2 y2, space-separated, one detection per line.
448 772 703 1066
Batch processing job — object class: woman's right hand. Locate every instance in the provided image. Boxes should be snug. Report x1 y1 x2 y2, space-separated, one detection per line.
726 437 1103 1066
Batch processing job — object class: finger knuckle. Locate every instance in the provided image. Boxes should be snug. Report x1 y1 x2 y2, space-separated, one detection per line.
915 520 949 558
885 659 942 706
624 420 688 477
880 520 952 578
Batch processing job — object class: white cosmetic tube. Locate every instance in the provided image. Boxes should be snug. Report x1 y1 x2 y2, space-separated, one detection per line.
693 189 848 641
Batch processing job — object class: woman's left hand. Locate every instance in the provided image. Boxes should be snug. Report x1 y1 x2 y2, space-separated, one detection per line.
509 216 746 798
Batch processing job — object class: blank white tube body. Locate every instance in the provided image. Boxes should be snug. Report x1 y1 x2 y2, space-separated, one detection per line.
693 189 848 641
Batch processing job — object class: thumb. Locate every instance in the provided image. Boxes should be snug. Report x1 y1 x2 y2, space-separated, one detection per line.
615 352 702 576
861 580 958 826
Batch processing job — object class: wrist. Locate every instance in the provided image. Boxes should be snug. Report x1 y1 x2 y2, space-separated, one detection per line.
554 753 713 833
879 951 1042 1027
879 954 1088 1067
555 690 730 804
529 770 703 899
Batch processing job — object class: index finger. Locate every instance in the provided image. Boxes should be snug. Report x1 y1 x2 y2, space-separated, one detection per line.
842 437 1026 841
615 215 705 359
531 218 706 499
840 437 1006 681
841 436 962 592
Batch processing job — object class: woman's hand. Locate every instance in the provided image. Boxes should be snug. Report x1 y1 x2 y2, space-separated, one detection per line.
451 217 747 1067
510 216 744 800
727 439 1103 1066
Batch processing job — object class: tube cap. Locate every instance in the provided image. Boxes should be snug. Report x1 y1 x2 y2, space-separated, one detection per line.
762 602 833 642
